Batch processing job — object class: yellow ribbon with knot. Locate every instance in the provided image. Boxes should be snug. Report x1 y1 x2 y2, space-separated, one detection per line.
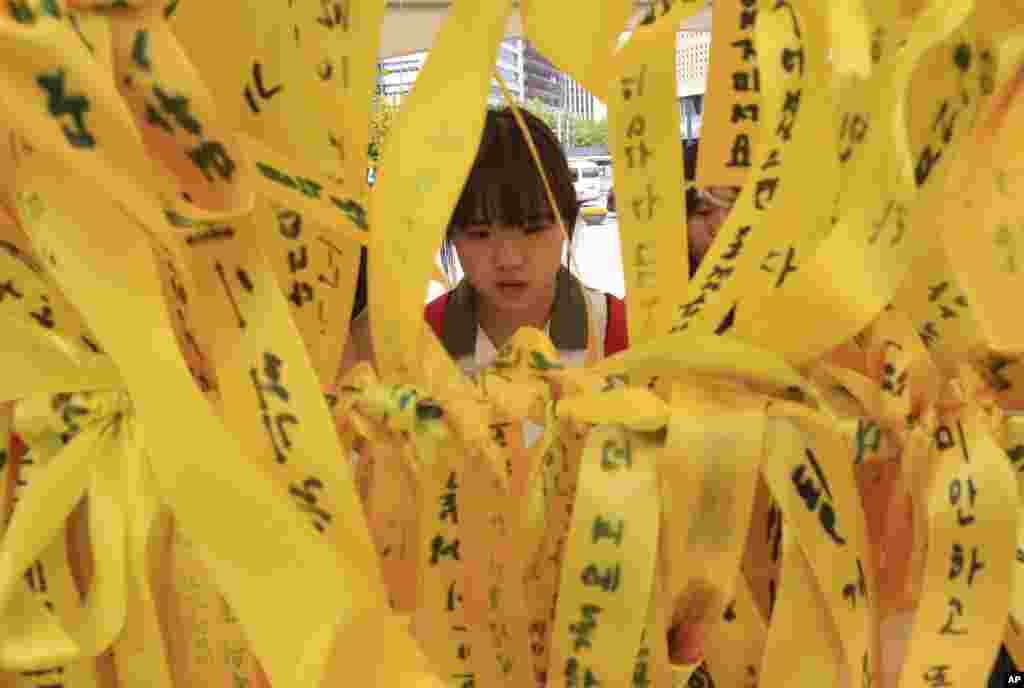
0 2 442 688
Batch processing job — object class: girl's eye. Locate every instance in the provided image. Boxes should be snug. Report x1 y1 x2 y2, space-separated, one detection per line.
466 230 491 240
524 224 550 235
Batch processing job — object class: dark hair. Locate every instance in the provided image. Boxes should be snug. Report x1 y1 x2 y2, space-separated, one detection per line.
350 246 368 321
683 140 703 279
440 107 579 277
683 139 699 218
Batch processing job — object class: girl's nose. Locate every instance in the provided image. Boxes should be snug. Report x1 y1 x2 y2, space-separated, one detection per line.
493 234 526 268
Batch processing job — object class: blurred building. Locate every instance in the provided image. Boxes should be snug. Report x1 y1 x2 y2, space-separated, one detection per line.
376 51 426 104
375 29 710 139
377 38 524 107
520 40 562 109
494 39 525 103
564 73 603 121
676 30 710 96
676 30 710 140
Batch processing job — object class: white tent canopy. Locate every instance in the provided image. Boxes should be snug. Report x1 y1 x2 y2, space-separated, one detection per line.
378 1 712 58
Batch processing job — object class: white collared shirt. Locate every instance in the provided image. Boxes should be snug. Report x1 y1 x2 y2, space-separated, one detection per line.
457 286 607 448
454 284 607 378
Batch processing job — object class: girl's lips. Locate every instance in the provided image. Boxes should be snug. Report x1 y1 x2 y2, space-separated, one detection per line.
496 281 529 297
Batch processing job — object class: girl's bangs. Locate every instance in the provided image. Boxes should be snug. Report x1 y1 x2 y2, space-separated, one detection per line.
450 118 560 229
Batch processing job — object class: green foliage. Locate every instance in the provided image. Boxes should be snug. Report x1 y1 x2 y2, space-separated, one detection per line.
368 96 607 164
368 100 401 166
573 117 608 148
521 97 559 131
522 97 608 149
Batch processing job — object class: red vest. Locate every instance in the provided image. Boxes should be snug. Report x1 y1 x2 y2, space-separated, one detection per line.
424 291 629 358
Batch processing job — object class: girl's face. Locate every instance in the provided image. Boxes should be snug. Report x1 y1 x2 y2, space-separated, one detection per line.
452 220 564 317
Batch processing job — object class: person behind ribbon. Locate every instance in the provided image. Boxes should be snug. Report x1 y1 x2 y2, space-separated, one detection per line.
681 139 740 279
342 106 629 376
662 137 742 670
671 141 1021 685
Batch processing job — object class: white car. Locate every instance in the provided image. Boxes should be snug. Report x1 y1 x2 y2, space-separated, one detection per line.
569 160 602 204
